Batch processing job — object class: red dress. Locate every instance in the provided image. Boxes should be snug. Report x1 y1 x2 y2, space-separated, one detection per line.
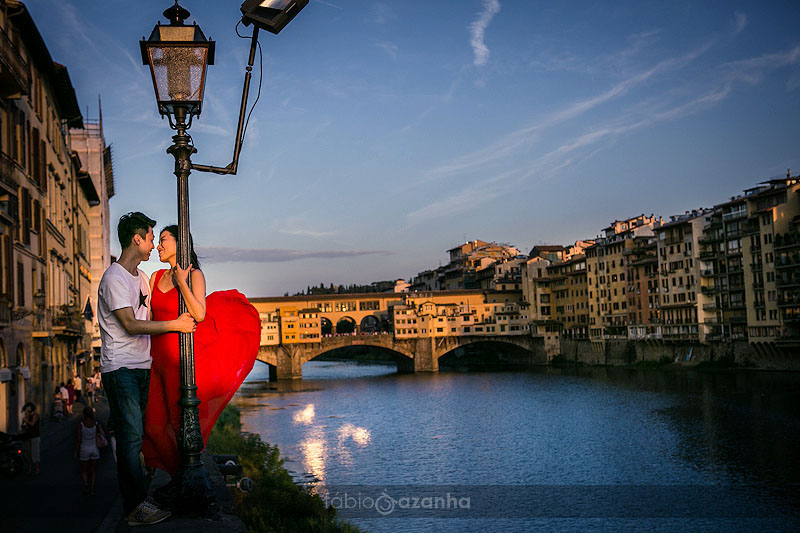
143 269 260 475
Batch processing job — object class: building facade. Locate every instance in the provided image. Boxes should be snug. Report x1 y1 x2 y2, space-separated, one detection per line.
0 1 109 432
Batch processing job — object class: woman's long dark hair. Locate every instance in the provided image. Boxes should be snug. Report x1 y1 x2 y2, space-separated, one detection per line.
161 225 201 269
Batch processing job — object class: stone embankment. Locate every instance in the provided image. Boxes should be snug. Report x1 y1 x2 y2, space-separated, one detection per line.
559 339 800 370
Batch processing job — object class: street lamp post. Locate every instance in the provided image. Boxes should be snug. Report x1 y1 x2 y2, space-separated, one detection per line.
141 0 307 514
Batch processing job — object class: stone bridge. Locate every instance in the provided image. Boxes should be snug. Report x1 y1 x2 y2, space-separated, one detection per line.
257 333 546 379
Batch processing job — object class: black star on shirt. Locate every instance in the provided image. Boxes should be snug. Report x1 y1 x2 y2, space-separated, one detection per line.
138 290 148 310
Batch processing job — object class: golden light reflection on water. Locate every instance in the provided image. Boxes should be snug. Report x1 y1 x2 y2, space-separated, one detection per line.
293 403 316 425
338 423 371 447
299 426 326 484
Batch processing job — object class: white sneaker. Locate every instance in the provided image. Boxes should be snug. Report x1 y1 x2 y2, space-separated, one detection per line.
126 499 172 526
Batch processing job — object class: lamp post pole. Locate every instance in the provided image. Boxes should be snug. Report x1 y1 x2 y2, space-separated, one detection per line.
141 0 308 515
166 106 213 509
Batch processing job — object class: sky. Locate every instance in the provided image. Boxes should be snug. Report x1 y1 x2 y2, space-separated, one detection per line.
26 0 800 296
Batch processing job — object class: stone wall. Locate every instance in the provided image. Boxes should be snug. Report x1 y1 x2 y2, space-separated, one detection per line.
559 339 800 370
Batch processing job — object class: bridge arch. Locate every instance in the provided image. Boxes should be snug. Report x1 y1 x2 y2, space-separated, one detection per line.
437 337 544 367
320 317 333 336
335 316 357 334
360 315 379 333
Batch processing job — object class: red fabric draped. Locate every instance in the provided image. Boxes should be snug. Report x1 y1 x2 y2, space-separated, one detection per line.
142 269 259 475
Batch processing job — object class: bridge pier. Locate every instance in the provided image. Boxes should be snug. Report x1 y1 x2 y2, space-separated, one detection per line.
413 337 439 373
276 345 305 380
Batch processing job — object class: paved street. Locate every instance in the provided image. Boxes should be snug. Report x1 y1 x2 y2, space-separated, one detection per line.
0 397 119 532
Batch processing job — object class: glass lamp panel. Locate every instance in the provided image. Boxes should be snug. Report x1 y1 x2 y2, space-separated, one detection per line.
147 45 208 105
259 0 292 9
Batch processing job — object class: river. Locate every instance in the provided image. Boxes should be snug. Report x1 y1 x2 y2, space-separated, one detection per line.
234 360 800 532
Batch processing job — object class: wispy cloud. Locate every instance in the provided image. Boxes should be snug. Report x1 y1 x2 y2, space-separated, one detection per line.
197 247 391 264
313 0 342 9
279 228 337 238
469 0 501 67
376 41 398 60
733 11 748 35
428 40 714 179
366 2 394 25
411 42 800 222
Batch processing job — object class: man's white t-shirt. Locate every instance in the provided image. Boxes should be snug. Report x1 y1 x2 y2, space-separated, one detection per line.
97 262 152 372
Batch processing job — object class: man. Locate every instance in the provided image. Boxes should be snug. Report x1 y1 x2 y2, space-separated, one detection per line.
73 373 82 404
98 212 195 527
59 382 70 415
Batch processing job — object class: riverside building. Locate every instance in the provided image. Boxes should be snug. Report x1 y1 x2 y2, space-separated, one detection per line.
0 1 110 433
586 214 662 341
656 210 711 342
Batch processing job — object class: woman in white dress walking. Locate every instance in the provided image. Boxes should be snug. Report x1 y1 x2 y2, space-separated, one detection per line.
74 406 106 495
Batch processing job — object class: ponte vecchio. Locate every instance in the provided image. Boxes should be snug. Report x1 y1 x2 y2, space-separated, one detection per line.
249 290 547 379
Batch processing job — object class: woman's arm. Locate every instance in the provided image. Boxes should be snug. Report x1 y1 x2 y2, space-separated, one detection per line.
148 271 157 320
172 265 206 322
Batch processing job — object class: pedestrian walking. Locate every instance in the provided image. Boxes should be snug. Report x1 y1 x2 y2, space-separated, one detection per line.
20 402 40 475
97 212 194 526
59 382 70 415
53 386 65 421
74 406 106 496
74 374 83 404
66 379 75 414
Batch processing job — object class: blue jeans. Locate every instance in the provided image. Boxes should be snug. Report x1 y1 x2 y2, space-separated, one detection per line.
102 368 150 514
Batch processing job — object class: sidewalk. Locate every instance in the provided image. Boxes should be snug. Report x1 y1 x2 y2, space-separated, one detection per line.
0 396 118 532
0 397 246 532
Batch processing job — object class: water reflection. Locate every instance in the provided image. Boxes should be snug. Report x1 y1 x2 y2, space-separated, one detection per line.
338 423 371 447
237 361 800 532
299 426 326 484
293 404 315 425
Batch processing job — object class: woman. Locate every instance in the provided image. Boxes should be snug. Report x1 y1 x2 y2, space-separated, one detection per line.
53 387 65 421
142 225 260 477
20 403 40 475
74 406 105 495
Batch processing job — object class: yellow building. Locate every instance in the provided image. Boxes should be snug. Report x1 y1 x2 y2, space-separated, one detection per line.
547 255 589 339
0 1 101 431
742 174 800 347
394 291 527 339
656 211 710 342
587 214 662 340
297 308 321 341
259 311 279 346
625 235 661 340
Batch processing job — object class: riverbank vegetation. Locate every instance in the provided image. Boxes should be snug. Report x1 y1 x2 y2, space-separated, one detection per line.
207 405 361 533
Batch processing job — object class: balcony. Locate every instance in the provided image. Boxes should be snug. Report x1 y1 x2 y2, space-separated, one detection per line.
0 151 21 191
774 231 800 251
700 269 714 277
700 286 718 295
702 303 718 311
722 209 747 221
777 276 800 289
52 306 85 338
0 27 30 99
698 235 721 245
750 262 763 272
775 254 800 270
699 251 717 260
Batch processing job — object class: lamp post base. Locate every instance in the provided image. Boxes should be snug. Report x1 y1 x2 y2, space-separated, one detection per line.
176 464 217 517
154 465 217 517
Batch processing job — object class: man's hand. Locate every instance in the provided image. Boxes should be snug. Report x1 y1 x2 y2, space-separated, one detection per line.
172 312 196 333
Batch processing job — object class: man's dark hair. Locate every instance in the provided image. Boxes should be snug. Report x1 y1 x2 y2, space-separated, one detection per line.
118 212 157 248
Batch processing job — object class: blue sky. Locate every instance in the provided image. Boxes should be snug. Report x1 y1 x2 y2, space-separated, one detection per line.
28 1 800 296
